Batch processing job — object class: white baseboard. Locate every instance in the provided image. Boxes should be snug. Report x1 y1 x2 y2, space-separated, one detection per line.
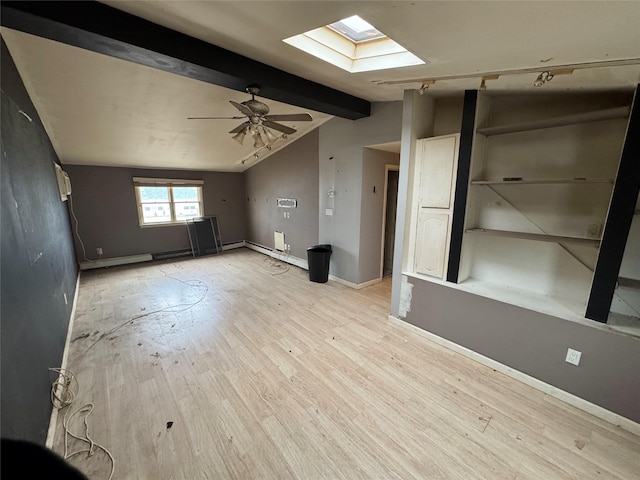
388 315 640 436
80 253 153 270
222 241 246 251
357 277 383 289
245 242 309 270
328 275 356 288
329 275 382 290
46 271 81 448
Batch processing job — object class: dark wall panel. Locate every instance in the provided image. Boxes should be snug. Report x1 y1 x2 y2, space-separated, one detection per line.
63 165 246 261
244 130 319 258
1 38 78 443
447 90 476 283
404 277 640 423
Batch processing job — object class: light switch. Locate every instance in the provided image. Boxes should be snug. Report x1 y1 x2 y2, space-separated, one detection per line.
325 209 333 216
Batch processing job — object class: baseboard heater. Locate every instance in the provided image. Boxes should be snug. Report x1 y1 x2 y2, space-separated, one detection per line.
152 249 192 260
79 243 247 270
80 253 153 270
245 241 309 271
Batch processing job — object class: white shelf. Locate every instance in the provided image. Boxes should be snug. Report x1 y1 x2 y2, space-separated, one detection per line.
618 277 640 292
476 106 630 136
471 178 614 186
458 277 587 320
465 228 600 246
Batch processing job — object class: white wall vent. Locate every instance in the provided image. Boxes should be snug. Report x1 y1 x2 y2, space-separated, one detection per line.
274 231 285 251
53 162 72 201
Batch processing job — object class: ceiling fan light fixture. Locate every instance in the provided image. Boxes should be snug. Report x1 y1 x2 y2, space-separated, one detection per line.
232 128 247 145
263 127 278 144
190 87 312 151
254 134 266 149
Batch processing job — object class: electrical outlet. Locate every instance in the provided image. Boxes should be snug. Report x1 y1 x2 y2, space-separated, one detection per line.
565 348 582 366
586 224 600 239
96 247 103 256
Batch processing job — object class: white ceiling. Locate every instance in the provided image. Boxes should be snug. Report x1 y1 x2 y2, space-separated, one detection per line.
1 28 332 172
3 1 640 172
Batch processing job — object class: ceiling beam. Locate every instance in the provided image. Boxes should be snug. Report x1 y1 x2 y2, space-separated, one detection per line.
1 1 370 120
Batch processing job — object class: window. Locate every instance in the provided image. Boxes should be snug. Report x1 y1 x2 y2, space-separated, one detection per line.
133 177 203 226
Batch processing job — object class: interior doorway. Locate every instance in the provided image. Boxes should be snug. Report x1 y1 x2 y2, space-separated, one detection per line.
381 166 400 278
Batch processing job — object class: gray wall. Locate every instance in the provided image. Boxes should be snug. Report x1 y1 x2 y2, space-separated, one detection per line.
359 149 400 283
433 95 464 136
319 101 403 284
1 38 78 443
244 130 319 258
64 165 246 261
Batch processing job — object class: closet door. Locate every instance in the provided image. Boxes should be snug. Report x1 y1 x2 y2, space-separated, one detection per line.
410 134 459 280
417 135 458 209
414 211 449 278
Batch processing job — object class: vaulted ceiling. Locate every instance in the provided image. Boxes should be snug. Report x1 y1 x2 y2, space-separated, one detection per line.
2 1 639 172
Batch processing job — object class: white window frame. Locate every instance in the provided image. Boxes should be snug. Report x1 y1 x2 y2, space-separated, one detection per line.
133 177 204 227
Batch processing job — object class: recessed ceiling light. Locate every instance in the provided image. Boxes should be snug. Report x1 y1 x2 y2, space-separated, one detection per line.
283 15 426 73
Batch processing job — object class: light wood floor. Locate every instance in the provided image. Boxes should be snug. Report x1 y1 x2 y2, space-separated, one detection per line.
54 248 640 479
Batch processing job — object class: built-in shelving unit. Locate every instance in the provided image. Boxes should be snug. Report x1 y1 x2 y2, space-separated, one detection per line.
401 88 639 323
456 93 633 318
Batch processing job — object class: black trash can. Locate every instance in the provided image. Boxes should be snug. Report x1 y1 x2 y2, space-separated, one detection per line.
307 244 332 283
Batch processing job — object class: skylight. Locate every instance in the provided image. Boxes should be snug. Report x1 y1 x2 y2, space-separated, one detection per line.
328 15 386 43
283 15 425 73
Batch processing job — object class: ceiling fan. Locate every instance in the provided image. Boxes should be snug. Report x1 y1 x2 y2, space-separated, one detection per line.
188 85 313 149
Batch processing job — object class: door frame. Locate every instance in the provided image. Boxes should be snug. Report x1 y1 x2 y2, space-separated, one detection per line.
379 164 401 280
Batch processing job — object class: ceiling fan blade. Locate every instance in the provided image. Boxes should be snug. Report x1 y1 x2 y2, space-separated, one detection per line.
229 121 251 134
263 121 297 134
188 116 246 120
264 113 313 122
230 100 255 117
